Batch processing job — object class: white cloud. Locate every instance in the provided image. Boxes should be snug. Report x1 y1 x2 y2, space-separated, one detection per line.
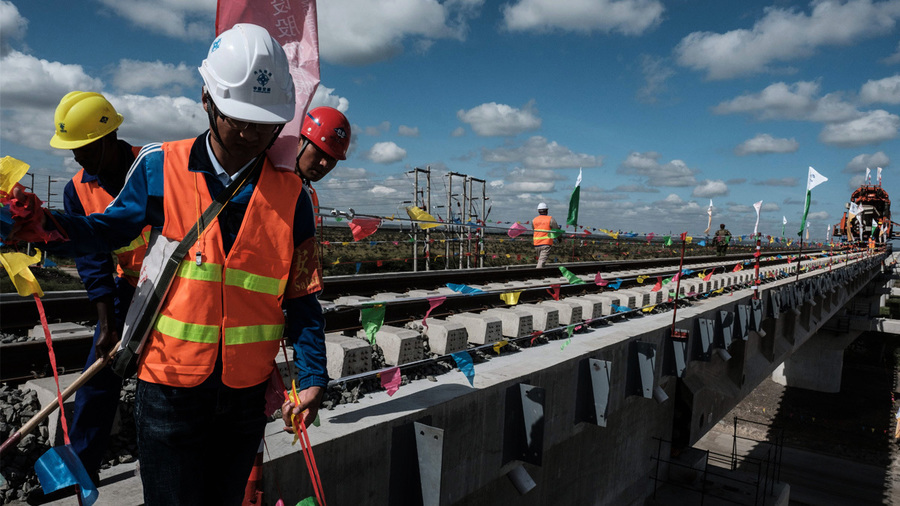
807 210 829 221
884 41 900 64
370 185 398 196
111 94 210 145
366 141 407 164
457 100 541 137
692 179 728 198
636 54 675 104
501 0 664 36
309 85 350 113
365 121 391 136
0 0 27 56
318 0 483 65
675 0 900 80
713 81 858 123
859 74 900 104
617 151 698 187
735 133 799 155
844 151 890 173
819 110 900 147
481 136 602 170
398 125 420 137
111 59 196 94
451 126 466 137
504 181 556 193
613 184 659 193
0 51 104 109
95 0 215 40
753 178 799 187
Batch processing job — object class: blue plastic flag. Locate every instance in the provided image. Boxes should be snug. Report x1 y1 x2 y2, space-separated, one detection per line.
608 278 623 290
446 283 484 294
451 351 475 386
35 445 98 505
355 262 362 274
698 240 706 246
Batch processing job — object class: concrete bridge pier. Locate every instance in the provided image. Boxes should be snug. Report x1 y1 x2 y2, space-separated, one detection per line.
771 328 863 393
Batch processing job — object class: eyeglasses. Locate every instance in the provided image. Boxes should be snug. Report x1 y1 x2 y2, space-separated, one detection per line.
220 115 282 133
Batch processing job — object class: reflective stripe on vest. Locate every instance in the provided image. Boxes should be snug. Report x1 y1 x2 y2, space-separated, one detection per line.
137 138 302 389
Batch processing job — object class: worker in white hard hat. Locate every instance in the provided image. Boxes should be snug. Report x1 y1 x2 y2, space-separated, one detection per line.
20 24 327 505
532 202 560 268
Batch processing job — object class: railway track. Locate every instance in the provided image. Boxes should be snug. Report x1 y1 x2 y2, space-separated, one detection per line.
0 248 843 383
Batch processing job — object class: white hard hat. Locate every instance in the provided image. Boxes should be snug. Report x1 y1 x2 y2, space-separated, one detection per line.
537 202 548 210
198 23 295 124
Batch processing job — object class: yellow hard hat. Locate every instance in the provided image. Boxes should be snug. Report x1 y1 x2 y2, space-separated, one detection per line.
49 91 123 149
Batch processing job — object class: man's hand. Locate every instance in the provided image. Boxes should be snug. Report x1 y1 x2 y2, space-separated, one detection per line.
282 385 324 433
94 297 119 360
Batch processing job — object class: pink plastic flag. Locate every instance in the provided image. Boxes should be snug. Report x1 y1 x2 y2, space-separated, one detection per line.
381 367 401 396
216 0 320 172
546 284 560 301
507 222 527 238
422 296 446 329
349 217 381 241
594 272 608 286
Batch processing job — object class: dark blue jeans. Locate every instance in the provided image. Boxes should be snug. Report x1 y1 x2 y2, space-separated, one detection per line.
70 281 134 475
134 378 268 506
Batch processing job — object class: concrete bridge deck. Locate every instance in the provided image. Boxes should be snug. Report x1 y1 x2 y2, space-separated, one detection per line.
36 250 895 505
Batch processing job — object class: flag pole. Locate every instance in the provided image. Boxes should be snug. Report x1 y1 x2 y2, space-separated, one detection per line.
670 233 688 337
753 233 762 299
795 234 803 282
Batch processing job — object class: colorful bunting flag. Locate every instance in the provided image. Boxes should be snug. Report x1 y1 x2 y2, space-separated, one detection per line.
507 222 527 238
348 217 381 241
499 290 522 305
422 297 446 329
381 367 402 396
0 249 44 296
546 284 560 300
35 446 98 506
406 206 442 229
451 351 475 386
559 266 586 285
360 305 385 345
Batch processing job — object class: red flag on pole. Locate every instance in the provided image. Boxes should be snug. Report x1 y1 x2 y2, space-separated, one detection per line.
216 0 320 172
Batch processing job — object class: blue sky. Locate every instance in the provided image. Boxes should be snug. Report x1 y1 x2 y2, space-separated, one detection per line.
2 0 900 240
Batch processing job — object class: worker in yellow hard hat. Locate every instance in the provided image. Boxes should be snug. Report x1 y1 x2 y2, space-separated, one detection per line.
52 91 148 485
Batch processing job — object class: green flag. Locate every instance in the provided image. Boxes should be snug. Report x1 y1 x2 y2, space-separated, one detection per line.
360 305 385 344
663 235 672 246
558 266 586 285
566 168 582 226
799 166 827 236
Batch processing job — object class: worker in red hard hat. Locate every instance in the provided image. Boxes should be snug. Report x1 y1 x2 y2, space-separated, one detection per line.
294 106 351 226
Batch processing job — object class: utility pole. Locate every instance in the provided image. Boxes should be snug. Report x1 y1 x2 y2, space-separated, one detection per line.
468 177 486 268
459 176 467 269
425 166 432 271
413 168 419 272
445 173 453 270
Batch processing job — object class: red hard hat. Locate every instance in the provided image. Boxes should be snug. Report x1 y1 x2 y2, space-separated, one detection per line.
302 106 351 160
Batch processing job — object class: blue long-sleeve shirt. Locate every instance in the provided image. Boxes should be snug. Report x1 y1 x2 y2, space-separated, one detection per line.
49 133 328 390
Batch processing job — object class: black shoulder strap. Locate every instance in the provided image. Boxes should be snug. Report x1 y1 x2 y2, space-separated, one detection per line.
167 154 266 265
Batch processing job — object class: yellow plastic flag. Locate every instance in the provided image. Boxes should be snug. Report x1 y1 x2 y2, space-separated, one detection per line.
332 258 341 265
636 275 647 283
0 156 30 195
685 236 693 243
493 340 508 354
405 206 442 229
641 305 656 313
499 291 522 305
0 249 44 297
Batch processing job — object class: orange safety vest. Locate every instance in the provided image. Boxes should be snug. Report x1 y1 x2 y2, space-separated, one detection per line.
533 215 554 246
137 138 302 388
72 145 150 286
306 183 322 227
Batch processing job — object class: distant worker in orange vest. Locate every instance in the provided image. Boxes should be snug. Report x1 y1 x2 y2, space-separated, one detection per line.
295 106 351 226
532 202 559 268
53 91 149 485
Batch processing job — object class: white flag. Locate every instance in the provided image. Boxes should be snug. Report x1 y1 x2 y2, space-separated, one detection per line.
753 200 763 235
878 167 883 185
849 202 860 216
806 166 828 191
782 216 787 225
866 167 871 184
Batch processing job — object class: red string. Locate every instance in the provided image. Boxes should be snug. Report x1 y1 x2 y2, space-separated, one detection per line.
298 418 325 506
34 295 70 445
